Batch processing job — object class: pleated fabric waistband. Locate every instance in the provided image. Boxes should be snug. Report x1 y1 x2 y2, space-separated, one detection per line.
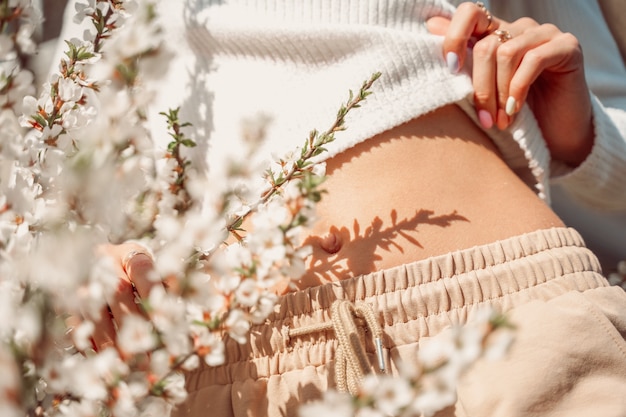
186 227 608 388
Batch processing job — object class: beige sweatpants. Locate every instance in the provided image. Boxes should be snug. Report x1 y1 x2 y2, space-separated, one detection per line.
174 227 626 417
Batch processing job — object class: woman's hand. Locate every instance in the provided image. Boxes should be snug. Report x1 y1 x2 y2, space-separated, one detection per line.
427 2 594 166
91 243 158 352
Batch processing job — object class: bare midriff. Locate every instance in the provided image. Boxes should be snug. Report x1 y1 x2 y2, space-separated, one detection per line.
294 104 564 290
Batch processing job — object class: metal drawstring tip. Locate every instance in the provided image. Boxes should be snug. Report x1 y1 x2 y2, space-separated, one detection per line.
375 337 385 372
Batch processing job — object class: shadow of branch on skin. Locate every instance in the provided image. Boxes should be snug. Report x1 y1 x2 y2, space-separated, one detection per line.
301 208 468 285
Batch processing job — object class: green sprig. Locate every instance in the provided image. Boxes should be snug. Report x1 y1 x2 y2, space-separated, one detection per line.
225 71 382 236
160 107 196 211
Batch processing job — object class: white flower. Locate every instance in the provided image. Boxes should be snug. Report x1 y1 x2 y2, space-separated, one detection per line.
220 243 253 273
138 396 173 417
96 0 112 16
70 359 109 401
453 324 483 366
16 23 36 55
235 278 260 307
224 308 251 344
250 293 277 324
72 320 95 351
55 398 101 417
61 101 96 131
148 349 172 377
251 199 290 233
58 77 83 103
363 374 413 416
194 329 225 367
103 8 162 60
410 389 457 417
93 347 130 383
484 328 515 361
73 0 97 23
111 382 141 417
117 314 157 355
21 95 38 116
148 285 186 333
40 123 64 144
298 391 354 417
12 305 42 350
82 255 121 320
162 373 187 405
418 333 452 370
181 354 200 371
1 165 37 217
283 245 312 281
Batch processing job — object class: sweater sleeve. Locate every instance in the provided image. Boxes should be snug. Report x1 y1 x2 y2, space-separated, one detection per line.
550 96 626 210
545 0 626 211
491 0 626 211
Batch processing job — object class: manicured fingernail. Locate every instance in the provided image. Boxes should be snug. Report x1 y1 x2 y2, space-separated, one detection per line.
446 51 460 73
478 109 493 129
505 96 517 116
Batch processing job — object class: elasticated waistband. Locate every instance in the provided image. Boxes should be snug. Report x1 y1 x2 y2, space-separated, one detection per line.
186 227 608 388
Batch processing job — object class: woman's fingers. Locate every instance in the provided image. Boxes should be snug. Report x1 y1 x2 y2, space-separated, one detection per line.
123 251 158 300
471 18 576 130
108 276 144 324
91 242 158 351
471 32 501 128
508 31 583 113
101 243 157 300
425 15 450 36
495 22 559 111
431 3 591 162
91 306 117 351
441 2 501 72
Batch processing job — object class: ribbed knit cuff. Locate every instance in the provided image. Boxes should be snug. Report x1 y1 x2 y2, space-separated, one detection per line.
506 105 552 202
551 95 626 211
459 99 552 202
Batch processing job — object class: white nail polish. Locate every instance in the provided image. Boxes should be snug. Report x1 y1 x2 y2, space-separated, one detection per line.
446 52 460 73
505 96 516 116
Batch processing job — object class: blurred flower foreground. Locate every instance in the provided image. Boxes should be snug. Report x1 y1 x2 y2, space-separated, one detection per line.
0 1 518 416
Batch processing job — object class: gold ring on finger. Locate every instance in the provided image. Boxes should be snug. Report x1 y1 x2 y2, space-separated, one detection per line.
493 29 513 43
122 250 153 274
475 1 494 32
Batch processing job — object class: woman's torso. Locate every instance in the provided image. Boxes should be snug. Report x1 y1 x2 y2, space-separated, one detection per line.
296 104 563 289
161 0 564 291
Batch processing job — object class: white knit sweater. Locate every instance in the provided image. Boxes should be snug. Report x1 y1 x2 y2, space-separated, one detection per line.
57 0 626 210
160 0 554 200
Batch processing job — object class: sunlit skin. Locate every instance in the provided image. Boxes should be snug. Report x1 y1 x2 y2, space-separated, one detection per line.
297 104 563 288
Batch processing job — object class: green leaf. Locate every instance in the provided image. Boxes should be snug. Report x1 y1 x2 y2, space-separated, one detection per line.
76 50 96 61
64 40 77 60
31 114 48 128
312 147 327 157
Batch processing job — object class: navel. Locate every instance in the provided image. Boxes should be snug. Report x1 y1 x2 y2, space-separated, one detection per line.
319 231 342 254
